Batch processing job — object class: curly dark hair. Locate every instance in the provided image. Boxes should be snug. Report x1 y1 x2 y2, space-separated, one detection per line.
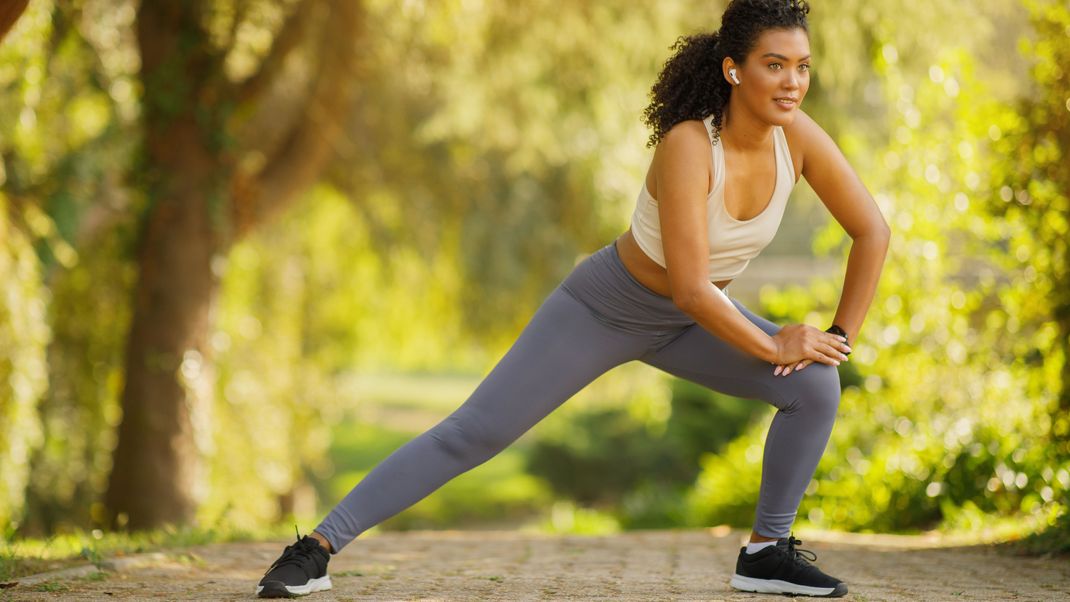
642 0 811 148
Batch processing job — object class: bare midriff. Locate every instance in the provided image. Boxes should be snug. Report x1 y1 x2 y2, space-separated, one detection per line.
614 229 732 300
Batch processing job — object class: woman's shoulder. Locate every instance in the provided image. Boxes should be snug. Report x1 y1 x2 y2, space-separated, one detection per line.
655 118 714 161
650 118 716 198
661 118 713 145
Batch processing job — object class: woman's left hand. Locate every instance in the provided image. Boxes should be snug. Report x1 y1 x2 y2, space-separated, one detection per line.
773 359 814 376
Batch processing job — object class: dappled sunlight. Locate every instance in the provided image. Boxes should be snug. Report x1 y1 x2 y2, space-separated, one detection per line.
0 0 1067 570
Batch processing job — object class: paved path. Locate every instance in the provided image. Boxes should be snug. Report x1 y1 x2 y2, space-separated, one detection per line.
4 528 1068 601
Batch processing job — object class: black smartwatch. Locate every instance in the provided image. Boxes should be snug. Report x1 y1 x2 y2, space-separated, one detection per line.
825 324 851 355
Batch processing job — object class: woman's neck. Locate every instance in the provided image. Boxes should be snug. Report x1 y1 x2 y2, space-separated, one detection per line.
720 100 774 152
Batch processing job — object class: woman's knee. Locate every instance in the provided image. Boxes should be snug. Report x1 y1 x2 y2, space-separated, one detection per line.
428 411 513 463
782 362 841 416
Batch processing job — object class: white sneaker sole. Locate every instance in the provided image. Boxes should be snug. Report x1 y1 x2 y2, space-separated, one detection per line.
730 573 845 597
256 575 333 597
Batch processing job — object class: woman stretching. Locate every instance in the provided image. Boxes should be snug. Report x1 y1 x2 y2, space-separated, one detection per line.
256 0 889 597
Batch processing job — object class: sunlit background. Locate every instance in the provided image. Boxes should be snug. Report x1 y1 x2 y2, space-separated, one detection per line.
1 0 1068 559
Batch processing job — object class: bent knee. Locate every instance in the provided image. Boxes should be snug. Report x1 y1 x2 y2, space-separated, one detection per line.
784 362 841 415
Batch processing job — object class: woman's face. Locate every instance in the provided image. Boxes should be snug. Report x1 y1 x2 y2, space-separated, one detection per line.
727 27 811 126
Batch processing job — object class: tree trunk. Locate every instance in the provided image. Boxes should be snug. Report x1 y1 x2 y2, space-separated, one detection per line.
104 0 361 529
104 175 219 529
104 2 226 529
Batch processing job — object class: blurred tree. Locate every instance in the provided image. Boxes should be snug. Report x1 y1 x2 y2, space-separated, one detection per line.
988 0 1069 453
0 0 27 39
105 0 363 529
0 0 52 534
985 0 1070 550
0 0 33 532
0 202 48 531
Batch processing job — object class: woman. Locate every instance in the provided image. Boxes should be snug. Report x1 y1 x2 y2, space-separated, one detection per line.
256 0 889 598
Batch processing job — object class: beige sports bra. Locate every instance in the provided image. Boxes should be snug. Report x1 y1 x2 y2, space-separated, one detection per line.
629 113 796 281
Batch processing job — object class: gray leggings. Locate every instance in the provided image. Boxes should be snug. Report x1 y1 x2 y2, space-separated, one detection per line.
316 242 840 553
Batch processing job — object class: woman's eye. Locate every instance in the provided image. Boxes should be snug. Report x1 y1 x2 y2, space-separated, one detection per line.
769 63 781 70
800 64 811 72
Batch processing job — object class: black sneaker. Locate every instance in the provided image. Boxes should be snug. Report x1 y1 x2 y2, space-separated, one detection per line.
729 534 848 597
256 530 333 598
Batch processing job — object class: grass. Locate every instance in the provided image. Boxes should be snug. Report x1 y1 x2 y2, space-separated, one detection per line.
29 580 68 592
0 523 292 583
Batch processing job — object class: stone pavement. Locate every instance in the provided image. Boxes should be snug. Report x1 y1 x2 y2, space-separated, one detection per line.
4 527 1068 601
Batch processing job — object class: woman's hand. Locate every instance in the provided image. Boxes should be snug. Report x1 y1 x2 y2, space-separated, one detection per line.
770 324 851 377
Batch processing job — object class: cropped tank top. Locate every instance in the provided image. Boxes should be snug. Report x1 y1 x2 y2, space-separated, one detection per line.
629 113 796 281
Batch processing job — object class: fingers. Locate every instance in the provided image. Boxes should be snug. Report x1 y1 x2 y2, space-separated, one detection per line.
826 333 852 355
774 349 846 376
772 359 814 377
819 342 851 363
811 350 842 366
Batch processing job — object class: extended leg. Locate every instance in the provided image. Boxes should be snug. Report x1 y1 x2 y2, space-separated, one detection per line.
639 298 841 539
315 286 645 553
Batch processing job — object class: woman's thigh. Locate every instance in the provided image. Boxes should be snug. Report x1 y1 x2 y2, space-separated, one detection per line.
638 298 839 412
438 285 652 452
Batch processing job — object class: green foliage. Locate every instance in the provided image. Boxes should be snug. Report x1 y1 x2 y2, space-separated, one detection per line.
685 411 772 528
1 0 1066 550
372 449 551 531
0 0 139 535
987 0 1070 443
537 500 622 535
0 198 48 534
0 0 53 534
525 378 766 528
30 580 68 592
527 407 675 505
22 228 133 533
372 2 699 342
316 419 551 531
985 0 1070 554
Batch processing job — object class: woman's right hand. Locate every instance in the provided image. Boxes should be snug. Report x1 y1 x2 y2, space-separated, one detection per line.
770 324 851 370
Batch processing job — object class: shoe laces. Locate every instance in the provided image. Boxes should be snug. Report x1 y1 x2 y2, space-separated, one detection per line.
782 534 818 567
265 526 323 575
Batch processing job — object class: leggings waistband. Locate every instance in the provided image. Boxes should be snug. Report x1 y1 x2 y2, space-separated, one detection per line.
560 243 695 337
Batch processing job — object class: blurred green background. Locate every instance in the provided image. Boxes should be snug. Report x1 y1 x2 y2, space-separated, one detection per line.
1 0 1068 564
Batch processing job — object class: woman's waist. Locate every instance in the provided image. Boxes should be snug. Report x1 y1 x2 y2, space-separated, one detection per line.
616 231 734 295
560 242 694 331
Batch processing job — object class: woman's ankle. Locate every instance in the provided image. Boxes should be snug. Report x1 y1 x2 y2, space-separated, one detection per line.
749 530 779 543
310 531 333 553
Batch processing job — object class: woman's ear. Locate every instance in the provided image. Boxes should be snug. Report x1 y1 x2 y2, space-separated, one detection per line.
722 58 738 86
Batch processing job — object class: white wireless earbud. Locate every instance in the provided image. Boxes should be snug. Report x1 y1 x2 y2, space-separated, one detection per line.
729 69 741 85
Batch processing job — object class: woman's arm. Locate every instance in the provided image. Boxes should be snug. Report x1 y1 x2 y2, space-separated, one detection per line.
654 121 781 362
788 109 891 348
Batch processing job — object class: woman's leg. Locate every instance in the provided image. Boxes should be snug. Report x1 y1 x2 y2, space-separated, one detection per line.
314 286 648 553
638 298 841 540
